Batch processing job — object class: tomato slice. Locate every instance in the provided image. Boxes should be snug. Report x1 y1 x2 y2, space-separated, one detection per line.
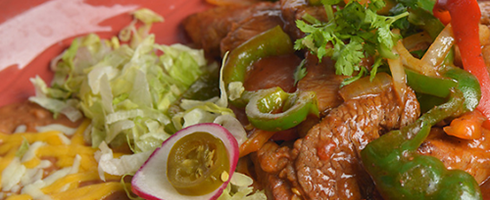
167 131 230 196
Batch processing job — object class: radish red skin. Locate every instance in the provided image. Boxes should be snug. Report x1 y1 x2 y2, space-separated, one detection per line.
131 123 240 200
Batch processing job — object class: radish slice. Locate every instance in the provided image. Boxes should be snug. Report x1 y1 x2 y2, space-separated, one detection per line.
131 123 239 200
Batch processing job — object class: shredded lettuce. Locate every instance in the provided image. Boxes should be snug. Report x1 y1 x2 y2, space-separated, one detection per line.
14 125 27 133
218 172 267 200
15 139 30 158
169 57 248 146
35 124 78 136
30 9 209 153
94 142 152 181
1 157 26 192
21 141 45 163
132 8 164 25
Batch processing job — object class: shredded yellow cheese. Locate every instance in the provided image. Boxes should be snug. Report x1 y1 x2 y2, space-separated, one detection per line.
0 120 128 200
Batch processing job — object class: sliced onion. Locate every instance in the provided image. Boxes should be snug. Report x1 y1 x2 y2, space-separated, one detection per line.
421 24 455 67
402 31 433 51
339 72 393 101
131 123 239 200
396 40 438 77
387 49 407 104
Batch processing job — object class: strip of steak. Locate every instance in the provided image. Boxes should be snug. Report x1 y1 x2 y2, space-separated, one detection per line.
297 53 346 116
253 74 420 199
220 3 285 56
183 2 281 58
280 0 328 41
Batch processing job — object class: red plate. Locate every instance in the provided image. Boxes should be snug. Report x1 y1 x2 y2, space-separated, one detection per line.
0 0 212 107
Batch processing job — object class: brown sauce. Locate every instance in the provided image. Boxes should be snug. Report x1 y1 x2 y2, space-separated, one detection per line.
481 179 490 200
104 190 132 200
0 101 82 134
40 156 60 178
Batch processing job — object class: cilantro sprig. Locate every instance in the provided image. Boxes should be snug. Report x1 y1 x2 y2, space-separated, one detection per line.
294 0 409 77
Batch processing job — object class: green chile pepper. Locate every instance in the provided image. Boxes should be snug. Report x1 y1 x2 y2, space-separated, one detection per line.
222 25 319 131
361 67 482 199
244 87 319 131
222 25 294 92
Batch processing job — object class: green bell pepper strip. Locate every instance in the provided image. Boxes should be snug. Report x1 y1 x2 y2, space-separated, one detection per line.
361 64 482 199
439 47 481 112
442 67 482 112
244 87 319 131
415 93 446 113
405 68 457 98
361 88 482 200
222 25 319 131
408 8 445 40
405 65 481 113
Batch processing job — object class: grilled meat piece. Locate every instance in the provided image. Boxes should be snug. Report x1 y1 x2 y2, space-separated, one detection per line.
220 3 285 56
280 0 328 41
253 76 420 199
297 53 346 116
183 2 281 58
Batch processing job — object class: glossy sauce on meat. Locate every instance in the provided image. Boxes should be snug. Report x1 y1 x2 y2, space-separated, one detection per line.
297 53 346 116
244 53 301 92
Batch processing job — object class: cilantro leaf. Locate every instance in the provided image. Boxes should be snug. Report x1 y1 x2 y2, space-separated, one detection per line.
396 0 435 11
294 59 308 86
366 9 408 49
333 38 364 75
294 0 408 77
341 67 369 87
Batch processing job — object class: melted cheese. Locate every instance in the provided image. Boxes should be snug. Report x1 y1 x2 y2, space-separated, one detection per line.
0 120 128 200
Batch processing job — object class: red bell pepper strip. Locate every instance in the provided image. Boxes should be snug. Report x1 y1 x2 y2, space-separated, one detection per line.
432 4 451 25
444 110 486 139
433 0 490 121
239 129 276 157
